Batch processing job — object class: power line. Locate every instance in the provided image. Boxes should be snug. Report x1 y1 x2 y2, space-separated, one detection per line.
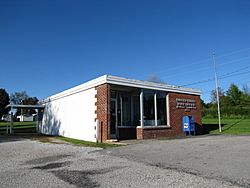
220 69 250 79
181 66 250 87
201 90 213 94
182 78 214 87
216 47 250 59
144 47 250 78
220 66 249 77
181 67 249 87
146 55 250 81
152 56 250 80
218 56 250 67
201 80 250 94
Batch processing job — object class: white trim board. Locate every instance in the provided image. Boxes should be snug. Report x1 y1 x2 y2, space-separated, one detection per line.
106 75 201 95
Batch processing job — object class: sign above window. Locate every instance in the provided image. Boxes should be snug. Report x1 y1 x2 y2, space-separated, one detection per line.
176 98 196 109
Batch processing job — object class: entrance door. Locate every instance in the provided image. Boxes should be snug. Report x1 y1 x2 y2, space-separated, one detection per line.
110 99 117 138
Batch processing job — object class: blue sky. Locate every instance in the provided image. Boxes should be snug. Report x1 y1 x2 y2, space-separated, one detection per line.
1 0 250 102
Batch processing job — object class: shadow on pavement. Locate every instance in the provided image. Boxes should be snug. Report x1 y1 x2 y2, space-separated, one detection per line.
0 133 46 143
202 123 226 134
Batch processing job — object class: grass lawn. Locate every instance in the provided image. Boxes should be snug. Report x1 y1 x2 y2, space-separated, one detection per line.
55 136 122 148
202 118 250 135
0 121 36 134
0 121 122 148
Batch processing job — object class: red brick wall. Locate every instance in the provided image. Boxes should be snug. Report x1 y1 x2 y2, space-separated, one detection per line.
137 127 173 139
118 128 136 140
136 127 143 139
137 93 202 139
95 85 202 141
169 93 202 135
95 84 110 142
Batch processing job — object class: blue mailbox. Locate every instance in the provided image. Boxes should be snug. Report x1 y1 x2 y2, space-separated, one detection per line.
182 115 195 136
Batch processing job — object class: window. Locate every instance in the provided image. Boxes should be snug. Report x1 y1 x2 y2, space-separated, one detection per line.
143 91 155 126
157 92 167 125
132 95 140 126
141 90 167 126
121 94 131 126
110 89 168 128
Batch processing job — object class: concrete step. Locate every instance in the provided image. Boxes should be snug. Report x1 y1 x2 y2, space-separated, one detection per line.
106 139 118 143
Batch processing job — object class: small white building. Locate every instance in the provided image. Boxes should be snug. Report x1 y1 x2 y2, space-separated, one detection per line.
39 75 202 142
17 114 34 122
1 115 10 121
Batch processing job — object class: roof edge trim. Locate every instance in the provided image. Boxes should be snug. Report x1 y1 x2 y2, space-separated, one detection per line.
42 74 201 103
106 75 201 95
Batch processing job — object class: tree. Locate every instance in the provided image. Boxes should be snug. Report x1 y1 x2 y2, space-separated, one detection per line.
147 75 165 84
220 95 231 107
0 88 10 119
226 84 242 106
21 97 39 114
241 84 250 107
210 87 224 104
200 99 208 108
10 91 39 115
200 99 208 116
10 91 29 105
23 97 39 106
204 83 250 118
242 83 250 96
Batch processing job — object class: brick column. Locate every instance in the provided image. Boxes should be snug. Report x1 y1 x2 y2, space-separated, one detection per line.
95 84 110 142
136 127 143 139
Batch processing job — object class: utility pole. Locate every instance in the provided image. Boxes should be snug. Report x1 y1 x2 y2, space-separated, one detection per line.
212 52 222 133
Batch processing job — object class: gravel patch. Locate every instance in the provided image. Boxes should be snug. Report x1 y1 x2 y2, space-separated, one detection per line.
0 137 244 188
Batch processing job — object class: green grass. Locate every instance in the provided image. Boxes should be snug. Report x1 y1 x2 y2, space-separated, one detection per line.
55 136 122 148
0 121 36 134
0 121 122 148
202 118 250 135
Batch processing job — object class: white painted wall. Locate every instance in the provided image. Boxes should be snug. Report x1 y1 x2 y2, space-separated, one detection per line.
40 87 97 142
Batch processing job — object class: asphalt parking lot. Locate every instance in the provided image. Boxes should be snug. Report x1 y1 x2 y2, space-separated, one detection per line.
0 135 249 187
103 135 250 187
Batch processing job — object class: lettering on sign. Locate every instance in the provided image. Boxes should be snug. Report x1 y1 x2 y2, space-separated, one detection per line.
176 98 196 109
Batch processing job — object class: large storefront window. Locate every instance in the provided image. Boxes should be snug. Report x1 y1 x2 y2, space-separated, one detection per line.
157 92 167 125
110 89 167 128
143 91 155 126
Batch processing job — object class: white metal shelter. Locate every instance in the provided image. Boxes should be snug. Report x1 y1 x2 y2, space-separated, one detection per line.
5 104 45 134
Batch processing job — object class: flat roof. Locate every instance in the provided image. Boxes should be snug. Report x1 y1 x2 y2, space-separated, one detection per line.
42 75 201 102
